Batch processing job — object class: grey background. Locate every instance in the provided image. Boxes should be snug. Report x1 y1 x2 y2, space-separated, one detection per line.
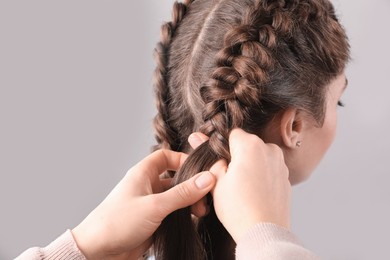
0 0 389 259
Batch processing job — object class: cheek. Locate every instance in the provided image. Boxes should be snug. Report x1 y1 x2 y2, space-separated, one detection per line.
322 109 338 150
289 112 338 184
308 109 337 172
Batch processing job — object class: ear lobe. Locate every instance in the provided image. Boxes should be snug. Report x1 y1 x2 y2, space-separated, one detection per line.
280 108 303 149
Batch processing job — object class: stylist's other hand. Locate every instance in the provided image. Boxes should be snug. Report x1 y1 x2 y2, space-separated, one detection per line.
189 129 291 242
72 150 216 260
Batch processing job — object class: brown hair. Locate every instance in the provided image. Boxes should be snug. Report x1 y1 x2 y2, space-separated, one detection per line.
152 0 350 259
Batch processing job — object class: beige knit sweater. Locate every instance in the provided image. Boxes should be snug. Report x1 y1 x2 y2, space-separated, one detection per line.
15 223 320 259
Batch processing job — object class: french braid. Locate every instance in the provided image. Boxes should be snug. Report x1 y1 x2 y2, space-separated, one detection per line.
152 0 350 259
199 0 279 160
153 0 195 151
199 0 345 159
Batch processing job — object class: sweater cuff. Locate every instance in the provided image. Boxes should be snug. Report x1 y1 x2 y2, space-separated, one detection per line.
235 223 320 259
16 230 86 260
238 222 302 246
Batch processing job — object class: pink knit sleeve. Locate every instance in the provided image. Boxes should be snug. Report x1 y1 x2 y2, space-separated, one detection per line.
15 230 86 260
235 223 321 260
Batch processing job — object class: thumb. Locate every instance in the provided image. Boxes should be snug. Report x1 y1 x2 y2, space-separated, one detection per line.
156 171 216 216
188 132 209 149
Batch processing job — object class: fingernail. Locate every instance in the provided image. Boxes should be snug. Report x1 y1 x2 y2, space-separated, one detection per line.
188 133 201 144
195 172 213 189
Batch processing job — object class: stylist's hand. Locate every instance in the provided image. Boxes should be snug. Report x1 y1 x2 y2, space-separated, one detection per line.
72 150 216 260
189 129 291 242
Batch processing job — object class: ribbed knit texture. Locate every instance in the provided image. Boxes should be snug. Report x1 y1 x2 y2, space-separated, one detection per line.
235 223 321 259
16 225 320 259
15 230 86 260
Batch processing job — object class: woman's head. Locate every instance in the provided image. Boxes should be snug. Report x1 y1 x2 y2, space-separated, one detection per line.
153 0 349 258
153 0 350 183
262 73 348 183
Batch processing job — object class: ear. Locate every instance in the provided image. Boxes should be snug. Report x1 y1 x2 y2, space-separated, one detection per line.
280 108 304 149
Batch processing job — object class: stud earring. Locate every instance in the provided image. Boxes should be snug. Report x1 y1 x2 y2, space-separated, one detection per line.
296 141 302 147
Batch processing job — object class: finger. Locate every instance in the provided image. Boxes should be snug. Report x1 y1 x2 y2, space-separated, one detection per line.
188 132 209 149
160 178 173 191
190 197 209 218
229 128 265 157
154 171 216 216
161 179 210 217
136 150 188 178
209 159 228 180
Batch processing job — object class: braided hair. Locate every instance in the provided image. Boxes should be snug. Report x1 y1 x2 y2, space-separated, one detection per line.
152 0 350 259
153 0 196 152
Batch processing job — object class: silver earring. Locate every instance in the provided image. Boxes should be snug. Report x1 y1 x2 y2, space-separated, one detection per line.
296 141 302 147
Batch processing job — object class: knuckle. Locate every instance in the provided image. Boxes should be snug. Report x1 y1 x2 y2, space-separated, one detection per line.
268 143 284 156
241 133 265 152
154 149 164 156
267 143 281 151
246 133 263 145
176 183 193 202
231 130 267 153
149 196 166 217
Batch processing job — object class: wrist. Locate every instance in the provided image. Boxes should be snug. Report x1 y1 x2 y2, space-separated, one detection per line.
72 224 103 259
226 216 290 242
